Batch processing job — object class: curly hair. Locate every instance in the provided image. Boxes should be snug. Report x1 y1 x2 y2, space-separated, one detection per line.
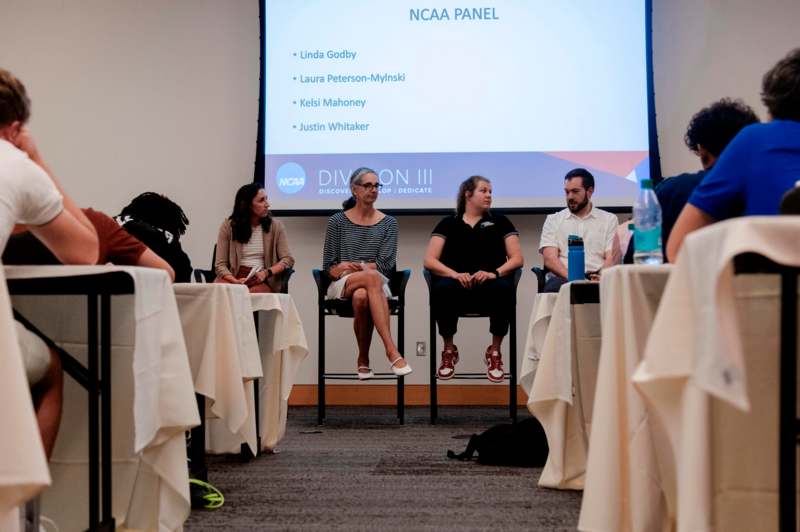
684 98 760 157
0 69 31 127
229 183 272 244
119 192 189 238
456 175 491 216
761 48 800 121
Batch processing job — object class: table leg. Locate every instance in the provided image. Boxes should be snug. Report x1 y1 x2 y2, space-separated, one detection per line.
87 295 99 531
100 293 114 529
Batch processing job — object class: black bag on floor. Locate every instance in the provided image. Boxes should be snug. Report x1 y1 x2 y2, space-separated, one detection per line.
447 417 549 467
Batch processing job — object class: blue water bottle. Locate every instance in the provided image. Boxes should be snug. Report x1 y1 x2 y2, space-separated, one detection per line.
567 235 585 281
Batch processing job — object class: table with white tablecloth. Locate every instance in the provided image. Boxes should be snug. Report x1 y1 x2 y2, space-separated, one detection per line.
0 264 50 532
633 217 800 532
520 292 559 396
578 264 673 532
174 283 262 455
206 292 309 453
527 281 602 490
7 265 199 531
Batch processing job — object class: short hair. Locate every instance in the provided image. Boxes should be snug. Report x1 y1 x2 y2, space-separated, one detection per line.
564 168 594 190
0 69 31 127
683 98 760 156
761 48 800 121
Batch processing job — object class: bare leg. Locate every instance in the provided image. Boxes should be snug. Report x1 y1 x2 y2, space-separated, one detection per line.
342 271 406 367
351 288 374 368
31 349 63 459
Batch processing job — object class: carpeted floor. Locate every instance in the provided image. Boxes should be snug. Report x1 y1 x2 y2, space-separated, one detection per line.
185 406 582 531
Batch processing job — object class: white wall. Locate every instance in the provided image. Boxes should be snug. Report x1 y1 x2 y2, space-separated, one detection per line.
2 0 799 385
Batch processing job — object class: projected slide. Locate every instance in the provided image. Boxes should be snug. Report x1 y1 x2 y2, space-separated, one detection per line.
264 1 651 211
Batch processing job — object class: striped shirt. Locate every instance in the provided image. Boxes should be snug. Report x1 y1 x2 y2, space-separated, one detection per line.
323 211 398 277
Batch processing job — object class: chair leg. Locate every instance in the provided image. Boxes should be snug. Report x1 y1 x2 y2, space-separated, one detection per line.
429 307 437 424
397 310 405 424
317 311 325 425
510 310 518 423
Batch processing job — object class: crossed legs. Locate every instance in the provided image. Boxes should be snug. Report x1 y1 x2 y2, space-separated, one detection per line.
342 270 407 369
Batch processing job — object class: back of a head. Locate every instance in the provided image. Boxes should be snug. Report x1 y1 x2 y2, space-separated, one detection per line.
0 69 31 128
119 192 189 238
684 98 760 158
762 47 800 122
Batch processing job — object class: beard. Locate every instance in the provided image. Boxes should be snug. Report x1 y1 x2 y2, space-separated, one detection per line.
568 196 589 213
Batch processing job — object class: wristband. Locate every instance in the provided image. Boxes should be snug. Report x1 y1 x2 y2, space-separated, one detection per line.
266 268 273 279
493 269 501 279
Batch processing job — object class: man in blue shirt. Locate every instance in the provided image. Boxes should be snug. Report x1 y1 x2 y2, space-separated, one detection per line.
667 48 800 261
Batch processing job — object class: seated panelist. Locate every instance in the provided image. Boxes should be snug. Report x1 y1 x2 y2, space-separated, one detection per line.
539 168 620 292
215 182 294 293
423 175 523 383
322 167 412 379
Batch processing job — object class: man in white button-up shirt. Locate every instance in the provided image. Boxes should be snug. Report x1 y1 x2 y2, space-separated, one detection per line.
538 168 620 292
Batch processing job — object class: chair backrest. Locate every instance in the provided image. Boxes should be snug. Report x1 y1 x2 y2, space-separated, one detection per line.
531 266 549 294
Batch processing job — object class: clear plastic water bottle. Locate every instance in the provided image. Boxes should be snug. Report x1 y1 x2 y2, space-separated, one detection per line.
633 179 663 264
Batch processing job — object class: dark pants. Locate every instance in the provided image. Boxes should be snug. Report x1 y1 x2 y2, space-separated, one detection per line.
431 276 514 337
543 274 568 293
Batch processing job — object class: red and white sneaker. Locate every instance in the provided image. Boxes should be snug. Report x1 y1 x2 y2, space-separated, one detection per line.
437 345 459 380
485 347 504 383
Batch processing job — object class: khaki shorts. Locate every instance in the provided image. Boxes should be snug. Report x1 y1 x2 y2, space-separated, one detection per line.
14 320 52 386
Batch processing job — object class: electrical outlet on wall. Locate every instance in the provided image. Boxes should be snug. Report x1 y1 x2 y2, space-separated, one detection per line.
415 341 426 356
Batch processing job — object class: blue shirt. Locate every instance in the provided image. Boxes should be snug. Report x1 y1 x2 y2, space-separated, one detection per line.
688 120 800 219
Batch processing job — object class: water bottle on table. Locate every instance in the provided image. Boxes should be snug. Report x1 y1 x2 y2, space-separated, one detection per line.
567 235 585 281
633 179 663 264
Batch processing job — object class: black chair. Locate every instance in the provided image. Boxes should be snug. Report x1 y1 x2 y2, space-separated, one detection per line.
312 269 411 425
531 266 549 293
423 268 522 424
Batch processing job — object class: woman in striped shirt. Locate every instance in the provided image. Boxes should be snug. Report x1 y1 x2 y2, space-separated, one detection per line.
215 182 294 293
323 167 412 379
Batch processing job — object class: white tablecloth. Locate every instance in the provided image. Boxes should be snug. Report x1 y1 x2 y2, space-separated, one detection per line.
578 264 673 532
7 265 199 531
528 282 601 489
0 264 50 532
633 217 800 532
207 293 309 452
174 283 263 455
520 293 559 395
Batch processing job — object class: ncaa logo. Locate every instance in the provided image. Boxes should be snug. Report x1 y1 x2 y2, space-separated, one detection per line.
275 162 306 194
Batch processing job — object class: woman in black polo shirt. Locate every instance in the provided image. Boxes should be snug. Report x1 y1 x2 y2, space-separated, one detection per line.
423 175 524 382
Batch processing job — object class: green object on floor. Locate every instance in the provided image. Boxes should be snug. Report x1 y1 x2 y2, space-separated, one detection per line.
189 478 225 510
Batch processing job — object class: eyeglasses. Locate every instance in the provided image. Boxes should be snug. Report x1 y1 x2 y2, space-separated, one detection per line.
357 183 383 191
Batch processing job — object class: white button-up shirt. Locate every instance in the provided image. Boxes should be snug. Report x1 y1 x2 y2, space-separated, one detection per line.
539 205 619 272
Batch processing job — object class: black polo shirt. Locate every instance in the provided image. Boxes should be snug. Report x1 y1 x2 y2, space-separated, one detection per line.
432 212 518 274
